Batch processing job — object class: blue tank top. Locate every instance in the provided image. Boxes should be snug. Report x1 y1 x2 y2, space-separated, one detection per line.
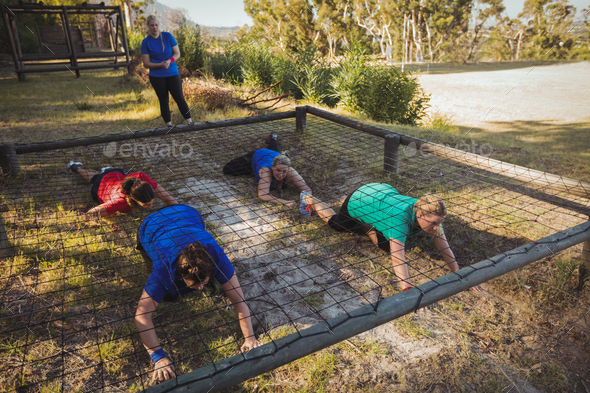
251 149 280 189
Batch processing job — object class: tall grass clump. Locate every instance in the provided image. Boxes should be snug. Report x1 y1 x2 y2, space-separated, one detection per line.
241 42 275 87
332 45 430 124
174 18 206 72
290 47 336 106
206 47 244 83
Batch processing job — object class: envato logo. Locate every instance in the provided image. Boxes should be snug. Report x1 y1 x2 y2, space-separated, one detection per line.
103 141 193 158
403 140 494 158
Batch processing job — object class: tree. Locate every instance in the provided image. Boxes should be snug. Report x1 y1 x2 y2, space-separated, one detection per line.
466 0 505 61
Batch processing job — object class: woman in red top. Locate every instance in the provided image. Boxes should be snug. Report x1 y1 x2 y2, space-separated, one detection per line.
68 161 178 219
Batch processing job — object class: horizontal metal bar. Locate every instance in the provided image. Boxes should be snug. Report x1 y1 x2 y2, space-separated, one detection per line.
13 111 297 154
145 220 590 393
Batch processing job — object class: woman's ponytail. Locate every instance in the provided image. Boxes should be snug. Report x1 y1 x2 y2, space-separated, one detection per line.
120 177 155 209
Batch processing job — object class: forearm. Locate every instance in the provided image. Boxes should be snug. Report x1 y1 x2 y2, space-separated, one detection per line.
135 316 162 353
143 60 163 69
391 255 412 289
434 237 460 272
258 191 290 205
233 302 256 340
86 205 108 219
156 187 178 205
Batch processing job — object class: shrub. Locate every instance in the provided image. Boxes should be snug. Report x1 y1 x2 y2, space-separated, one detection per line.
127 29 143 57
241 43 275 87
332 45 430 125
290 47 336 106
361 65 430 125
205 48 244 83
174 19 206 73
330 46 368 112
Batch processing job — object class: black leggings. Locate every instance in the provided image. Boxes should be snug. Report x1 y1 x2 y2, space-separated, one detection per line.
149 74 191 123
328 190 391 253
222 139 279 176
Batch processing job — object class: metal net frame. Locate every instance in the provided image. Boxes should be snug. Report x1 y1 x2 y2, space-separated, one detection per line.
0 108 589 392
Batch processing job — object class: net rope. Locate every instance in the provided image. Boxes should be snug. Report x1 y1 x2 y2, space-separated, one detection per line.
0 114 588 392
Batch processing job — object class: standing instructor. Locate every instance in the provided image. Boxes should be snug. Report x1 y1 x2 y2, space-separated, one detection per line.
141 15 193 127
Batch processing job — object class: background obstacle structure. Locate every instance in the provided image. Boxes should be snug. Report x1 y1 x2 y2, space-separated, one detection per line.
0 107 589 392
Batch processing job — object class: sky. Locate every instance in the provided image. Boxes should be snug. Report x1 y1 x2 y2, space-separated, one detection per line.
157 0 590 28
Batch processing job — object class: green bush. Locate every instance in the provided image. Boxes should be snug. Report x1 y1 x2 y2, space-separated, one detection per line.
330 46 368 112
331 45 430 125
241 43 275 87
361 65 430 125
290 47 336 106
127 29 143 57
205 48 244 83
174 19 206 72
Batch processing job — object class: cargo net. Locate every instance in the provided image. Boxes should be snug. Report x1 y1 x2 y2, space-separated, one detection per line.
0 114 589 392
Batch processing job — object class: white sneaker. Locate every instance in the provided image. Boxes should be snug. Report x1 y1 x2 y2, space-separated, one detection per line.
101 166 114 173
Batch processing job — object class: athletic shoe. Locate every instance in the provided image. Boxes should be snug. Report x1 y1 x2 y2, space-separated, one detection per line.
264 132 278 145
101 166 114 173
300 191 314 217
67 161 83 173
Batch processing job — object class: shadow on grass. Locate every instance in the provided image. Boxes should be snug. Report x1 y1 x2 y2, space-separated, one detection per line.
402 60 561 75
452 119 590 182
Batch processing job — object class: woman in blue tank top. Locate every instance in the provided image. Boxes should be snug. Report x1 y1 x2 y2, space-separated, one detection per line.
223 133 314 211
134 204 262 382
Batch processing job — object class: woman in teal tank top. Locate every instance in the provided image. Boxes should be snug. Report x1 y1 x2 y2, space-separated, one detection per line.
300 183 482 293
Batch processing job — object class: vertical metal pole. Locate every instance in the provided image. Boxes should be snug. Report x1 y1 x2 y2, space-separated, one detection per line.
117 6 130 65
296 106 307 133
113 14 120 67
11 16 26 81
62 7 80 78
383 134 400 176
1 6 23 81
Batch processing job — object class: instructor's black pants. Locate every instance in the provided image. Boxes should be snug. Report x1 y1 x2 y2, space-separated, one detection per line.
149 74 191 123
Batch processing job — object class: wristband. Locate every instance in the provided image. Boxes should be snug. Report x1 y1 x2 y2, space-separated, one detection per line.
402 287 412 292
169 57 175 63
150 348 167 364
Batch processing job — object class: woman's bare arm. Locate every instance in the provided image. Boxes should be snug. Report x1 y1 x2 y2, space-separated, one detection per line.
390 238 412 290
286 168 312 193
154 185 178 206
257 168 296 206
221 275 262 352
433 232 482 292
135 289 176 382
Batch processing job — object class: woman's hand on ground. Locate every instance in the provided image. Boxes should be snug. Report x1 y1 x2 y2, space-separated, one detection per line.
241 337 262 352
152 357 176 383
283 200 297 207
470 285 483 293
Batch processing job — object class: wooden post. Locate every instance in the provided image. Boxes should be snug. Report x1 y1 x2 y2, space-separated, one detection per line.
0 206 11 259
112 15 120 67
296 106 307 133
383 134 400 175
117 6 130 66
0 143 19 176
62 7 80 78
1 6 23 82
579 240 590 294
11 17 26 81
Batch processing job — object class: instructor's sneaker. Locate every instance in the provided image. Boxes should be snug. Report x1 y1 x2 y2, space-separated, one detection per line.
264 132 278 145
300 191 314 217
67 161 83 173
